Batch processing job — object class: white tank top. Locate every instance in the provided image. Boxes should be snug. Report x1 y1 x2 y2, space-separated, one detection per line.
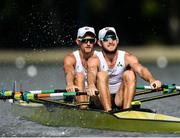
73 50 98 86
96 50 126 93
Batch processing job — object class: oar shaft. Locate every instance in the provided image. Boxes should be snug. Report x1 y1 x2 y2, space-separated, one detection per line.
136 86 152 90
176 86 180 90
136 85 180 90
135 89 162 96
0 89 67 95
29 88 79 94
0 91 87 100
36 92 84 98
24 92 87 101
29 89 67 94
135 91 180 102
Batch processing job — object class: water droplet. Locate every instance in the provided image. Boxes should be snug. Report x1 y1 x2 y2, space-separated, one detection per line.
27 65 37 77
15 57 26 69
156 56 168 68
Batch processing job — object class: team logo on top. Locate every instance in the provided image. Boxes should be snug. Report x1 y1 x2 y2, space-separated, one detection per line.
117 62 123 67
102 65 105 69
85 27 89 30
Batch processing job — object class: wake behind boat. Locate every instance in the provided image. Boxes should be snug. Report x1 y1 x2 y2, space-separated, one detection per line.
1 83 180 134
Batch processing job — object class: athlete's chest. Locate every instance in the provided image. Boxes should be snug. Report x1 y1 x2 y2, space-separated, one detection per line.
105 55 118 69
81 59 88 69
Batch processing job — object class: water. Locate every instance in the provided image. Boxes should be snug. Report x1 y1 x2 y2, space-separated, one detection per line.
0 62 180 137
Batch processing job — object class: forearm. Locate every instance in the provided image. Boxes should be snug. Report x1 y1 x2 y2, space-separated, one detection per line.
88 71 97 87
87 57 99 87
139 67 155 83
65 72 75 86
126 53 160 88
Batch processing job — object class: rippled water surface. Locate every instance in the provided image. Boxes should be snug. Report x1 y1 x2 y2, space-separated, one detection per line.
0 63 180 137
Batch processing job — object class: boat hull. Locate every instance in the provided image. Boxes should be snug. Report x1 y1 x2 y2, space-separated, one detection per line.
11 101 180 134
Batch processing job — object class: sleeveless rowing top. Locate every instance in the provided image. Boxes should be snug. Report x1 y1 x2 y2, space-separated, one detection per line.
73 50 98 86
96 50 126 93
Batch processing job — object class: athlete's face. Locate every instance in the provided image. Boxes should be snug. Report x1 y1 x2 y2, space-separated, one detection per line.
76 35 96 54
99 35 119 54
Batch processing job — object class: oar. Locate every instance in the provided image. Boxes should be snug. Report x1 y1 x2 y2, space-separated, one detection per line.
0 87 83 95
136 84 180 90
0 89 77 99
131 90 180 108
136 85 152 90
0 91 89 102
134 91 180 103
136 84 180 95
0 89 68 96
135 89 162 96
28 89 69 94
132 84 180 107
2 84 178 96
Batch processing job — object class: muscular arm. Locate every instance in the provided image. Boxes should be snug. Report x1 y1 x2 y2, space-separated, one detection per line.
87 56 99 95
63 53 76 91
125 52 161 87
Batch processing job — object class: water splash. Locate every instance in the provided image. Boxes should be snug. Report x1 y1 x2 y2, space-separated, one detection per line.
19 6 77 49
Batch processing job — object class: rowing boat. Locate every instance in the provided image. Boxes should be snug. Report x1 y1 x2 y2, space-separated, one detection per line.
1 84 180 133
11 99 180 133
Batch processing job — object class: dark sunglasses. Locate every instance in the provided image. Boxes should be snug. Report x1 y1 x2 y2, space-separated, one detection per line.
79 38 96 44
103 35 117 42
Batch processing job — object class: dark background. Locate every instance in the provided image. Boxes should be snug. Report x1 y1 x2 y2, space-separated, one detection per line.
0 0 180 49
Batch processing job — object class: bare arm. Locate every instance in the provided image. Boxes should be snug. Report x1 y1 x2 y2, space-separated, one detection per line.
125 52 161 88
87 56 99 96
63 53 77 91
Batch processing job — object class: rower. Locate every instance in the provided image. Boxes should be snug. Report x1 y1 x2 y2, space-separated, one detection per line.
87 27 162 112
63 26 97 109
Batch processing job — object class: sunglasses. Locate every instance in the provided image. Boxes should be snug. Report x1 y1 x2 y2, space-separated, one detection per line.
102 35 117 42
79 38 96 44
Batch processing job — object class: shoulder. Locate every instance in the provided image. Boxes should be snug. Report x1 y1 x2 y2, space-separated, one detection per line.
118 50 125 53
94 50 100 55
88 54 100 66
124 51 139 65
64 52 76 64
94 50 102 57
92 50 99 57
125 51 136 59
